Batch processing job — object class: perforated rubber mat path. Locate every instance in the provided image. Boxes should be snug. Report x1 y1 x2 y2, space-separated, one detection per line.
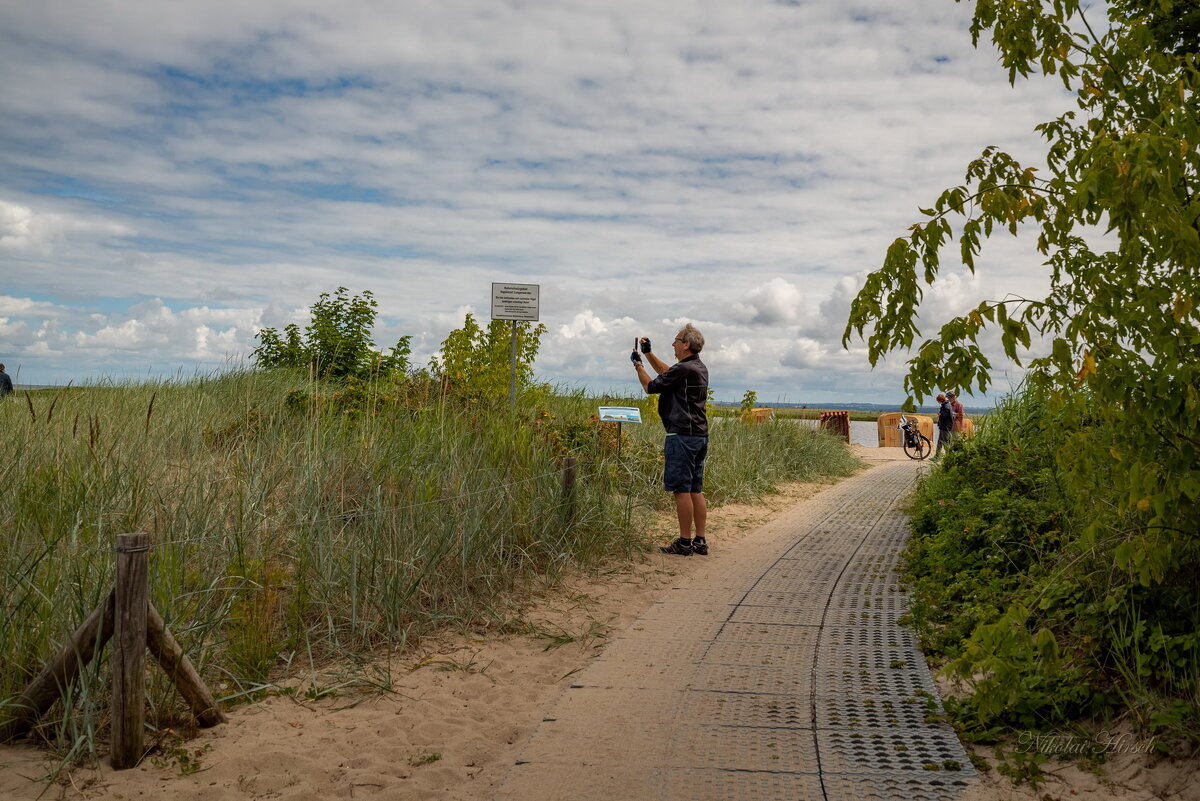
495 459 977 801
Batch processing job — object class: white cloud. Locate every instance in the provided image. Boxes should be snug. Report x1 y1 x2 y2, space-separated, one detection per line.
717 278 808 327
0 294 58 316
558 311 612 340
0 201 33 246
0 295 263 377
780 338 824 370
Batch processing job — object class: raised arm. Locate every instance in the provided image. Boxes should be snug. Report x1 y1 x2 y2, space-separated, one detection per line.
639 339 671 375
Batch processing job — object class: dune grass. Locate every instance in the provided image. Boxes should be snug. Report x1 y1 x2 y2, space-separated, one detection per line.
0 371 859 758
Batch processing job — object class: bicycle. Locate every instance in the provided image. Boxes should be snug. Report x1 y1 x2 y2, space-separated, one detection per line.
899 415 932 460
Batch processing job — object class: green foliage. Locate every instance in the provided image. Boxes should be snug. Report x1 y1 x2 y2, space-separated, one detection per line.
532 408 607 457
739 389 758 420
429 312 547 401
253 287 411 381
1113 0 1200 56
992 742 1049 786
843 0 1200 748
900 397 919 413
903 385 1200 744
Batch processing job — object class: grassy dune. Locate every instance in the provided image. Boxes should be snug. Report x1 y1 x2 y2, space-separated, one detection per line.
0 372 859 757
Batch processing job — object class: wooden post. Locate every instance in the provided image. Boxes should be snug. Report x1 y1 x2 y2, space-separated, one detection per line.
111 532 149 769
0 590 115 742
561 457 577 523
2 536 226 748
146 603 227 728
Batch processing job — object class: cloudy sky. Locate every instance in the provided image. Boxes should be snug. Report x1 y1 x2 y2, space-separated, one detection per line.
0 0 1074 403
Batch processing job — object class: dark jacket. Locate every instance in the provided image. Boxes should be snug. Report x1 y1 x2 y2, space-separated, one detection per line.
646 355 708 436
937 400 953 432
0 370 12 396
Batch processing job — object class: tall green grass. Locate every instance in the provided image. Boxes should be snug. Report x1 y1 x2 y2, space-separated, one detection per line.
0 372 859 757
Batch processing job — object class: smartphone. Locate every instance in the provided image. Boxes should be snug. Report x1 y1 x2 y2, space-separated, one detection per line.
634 337 638 351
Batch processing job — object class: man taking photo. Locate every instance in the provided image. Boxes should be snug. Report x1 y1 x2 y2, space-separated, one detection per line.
631 325 709 556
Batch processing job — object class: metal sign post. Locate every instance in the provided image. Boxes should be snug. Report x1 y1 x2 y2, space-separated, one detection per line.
491 283 540 410
510 320 517 408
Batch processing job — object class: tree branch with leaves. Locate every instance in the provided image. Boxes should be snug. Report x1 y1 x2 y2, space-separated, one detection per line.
845 1 1200 738
845 0 1198 579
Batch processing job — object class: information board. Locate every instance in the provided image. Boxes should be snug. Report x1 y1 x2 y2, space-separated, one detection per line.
598 407 643 423
491 283 540 321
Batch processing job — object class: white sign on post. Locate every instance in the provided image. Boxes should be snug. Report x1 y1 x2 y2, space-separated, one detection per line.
491 283 540 321
598 407 643 423
491 282 540 408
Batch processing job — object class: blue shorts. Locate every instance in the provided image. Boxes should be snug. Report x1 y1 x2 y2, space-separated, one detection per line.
663 434 708 493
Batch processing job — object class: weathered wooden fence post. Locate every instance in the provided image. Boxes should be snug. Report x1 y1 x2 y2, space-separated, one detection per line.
0 533 226 754
561 457 577 523
146 604 227 728
111 532 149 769
0 590 114 743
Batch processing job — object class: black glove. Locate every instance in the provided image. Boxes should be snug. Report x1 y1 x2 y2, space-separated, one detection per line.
630 350 642 366
640 338 652 354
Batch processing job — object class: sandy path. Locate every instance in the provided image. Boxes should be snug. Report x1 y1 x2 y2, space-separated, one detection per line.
494 458 967 800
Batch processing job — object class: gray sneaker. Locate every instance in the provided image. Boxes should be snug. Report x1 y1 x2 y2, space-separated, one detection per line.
660 538 693 556
692 538 709 556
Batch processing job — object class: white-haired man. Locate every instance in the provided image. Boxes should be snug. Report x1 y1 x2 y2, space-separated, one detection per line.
631 324 710 556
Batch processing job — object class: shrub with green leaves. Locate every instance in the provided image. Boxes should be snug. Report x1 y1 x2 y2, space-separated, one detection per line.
739 390 758 419
429 312 546 402
253 287 411 381
842 0 1200 753
904 383 1199 743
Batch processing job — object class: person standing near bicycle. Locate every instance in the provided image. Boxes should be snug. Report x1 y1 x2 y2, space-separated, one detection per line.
932 393 953 460
631 325 709 556
948 391 965 443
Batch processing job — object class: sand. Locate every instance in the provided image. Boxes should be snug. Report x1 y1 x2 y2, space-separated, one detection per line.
1 446 1195 800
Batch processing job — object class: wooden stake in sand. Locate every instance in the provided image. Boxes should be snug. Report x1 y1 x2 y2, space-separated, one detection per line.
561 456 578 524
111 532 150 769
0 589 116 743
0 532 227 769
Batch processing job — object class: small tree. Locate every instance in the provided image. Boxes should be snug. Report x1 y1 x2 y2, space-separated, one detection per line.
253 287 411 381
430 313 547 400
253 324 305 371
739 389 759 420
